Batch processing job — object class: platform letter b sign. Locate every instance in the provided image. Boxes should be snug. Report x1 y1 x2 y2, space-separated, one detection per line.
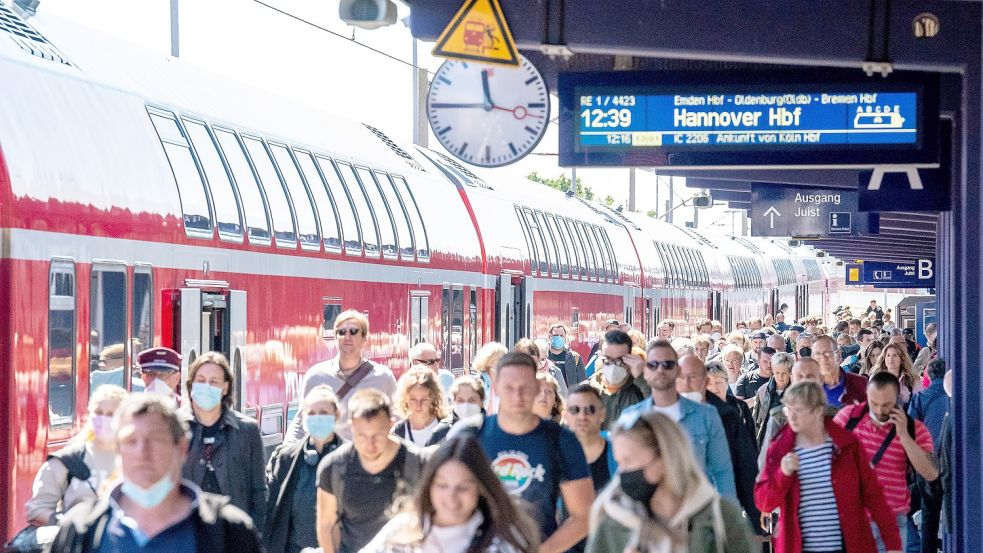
918 259 934 281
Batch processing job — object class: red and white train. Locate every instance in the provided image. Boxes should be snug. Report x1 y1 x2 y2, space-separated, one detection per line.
0 4 833 537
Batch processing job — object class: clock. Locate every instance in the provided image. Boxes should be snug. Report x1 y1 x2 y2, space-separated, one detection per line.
427 55 550 168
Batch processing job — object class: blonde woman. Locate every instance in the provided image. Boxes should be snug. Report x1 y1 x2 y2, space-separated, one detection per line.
26 385 127 525
470 342 507 414
588 412 754 553
871 342 923 408
393 367 452 447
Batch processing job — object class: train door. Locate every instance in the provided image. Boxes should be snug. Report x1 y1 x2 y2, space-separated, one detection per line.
769 290 779 318
642 296 652 336
711 291 722 321
624 286 638 330
495 274 527 348
162 287 247 409
441 285 467 374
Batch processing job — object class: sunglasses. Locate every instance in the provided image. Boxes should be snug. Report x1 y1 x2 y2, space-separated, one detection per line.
598 356 625 367
567 405 598 415
646 359 677 371
414 358 440 366
336 328 361 337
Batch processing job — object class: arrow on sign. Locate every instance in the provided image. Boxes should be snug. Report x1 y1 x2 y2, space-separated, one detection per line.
763 206 781 229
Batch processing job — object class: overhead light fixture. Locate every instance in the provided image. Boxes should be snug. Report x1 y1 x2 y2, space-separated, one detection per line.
692 191 713 208
339 0 397 30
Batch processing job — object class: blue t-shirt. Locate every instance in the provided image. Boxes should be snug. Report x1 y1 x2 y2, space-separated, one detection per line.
824 377 846 408
477 416 590 539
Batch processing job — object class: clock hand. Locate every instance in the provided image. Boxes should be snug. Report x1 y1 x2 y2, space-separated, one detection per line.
481 69 493 111
491 105 545 120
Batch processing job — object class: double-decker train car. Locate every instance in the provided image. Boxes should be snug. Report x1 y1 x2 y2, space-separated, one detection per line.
0 4 832 538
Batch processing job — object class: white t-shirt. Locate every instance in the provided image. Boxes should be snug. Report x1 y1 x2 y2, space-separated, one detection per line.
651 400 682 422
403 418 441 447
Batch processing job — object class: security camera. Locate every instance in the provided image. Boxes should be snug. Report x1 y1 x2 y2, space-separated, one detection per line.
788 240 802 247
339 0 397 30
815 251 826 257
692 193 712 208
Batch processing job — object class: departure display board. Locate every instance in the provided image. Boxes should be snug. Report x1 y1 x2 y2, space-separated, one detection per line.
558 70 940 169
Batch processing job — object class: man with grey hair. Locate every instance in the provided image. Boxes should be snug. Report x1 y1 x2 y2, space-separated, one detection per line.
47 395 261 552
408 342 455 394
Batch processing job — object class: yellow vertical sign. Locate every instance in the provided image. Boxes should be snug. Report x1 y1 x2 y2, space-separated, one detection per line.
848 267 860 282
431 0 520 66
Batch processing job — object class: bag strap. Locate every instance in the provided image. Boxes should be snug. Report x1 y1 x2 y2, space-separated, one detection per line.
335 361 374 399
329 442 356 522
870 425 898 466
50 442 92 484
844 403 869 431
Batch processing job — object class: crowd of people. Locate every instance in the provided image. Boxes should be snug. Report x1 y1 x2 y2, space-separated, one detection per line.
22 302 956 553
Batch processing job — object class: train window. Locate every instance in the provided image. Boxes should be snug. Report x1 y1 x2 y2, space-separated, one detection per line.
316 156 361 255
672 246 685 287
653 243 668 285
393 176 430 262
544 214 570 278
559 217 587 280
523 209 550 276
534 211 559 277
270 144 320 250
594 226 614 282
469 288 477 369
89 263 128 395
410 293 429 345
356 167 398 259
147 111 212 236
514 207 539 276
321 302 342 340
601 229 619 281
574 221 597 281
682 248 696 287
378 172 415 261
336 162 380 258
131 265 153 364
294 149 342 253
213 128 271 245
557 217 582 279
48 259 76 427
587 225 610 281
446 287 465 373
242 136 297 247
182 118 243 241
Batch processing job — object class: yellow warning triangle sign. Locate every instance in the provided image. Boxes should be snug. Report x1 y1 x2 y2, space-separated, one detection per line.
431 0 520 66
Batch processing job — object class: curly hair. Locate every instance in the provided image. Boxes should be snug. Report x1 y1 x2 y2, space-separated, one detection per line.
394 366 448 421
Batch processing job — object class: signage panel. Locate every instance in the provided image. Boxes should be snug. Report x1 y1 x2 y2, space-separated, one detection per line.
750 184 878 237
843 259 936 287
558 70 940 169
858 120 952 211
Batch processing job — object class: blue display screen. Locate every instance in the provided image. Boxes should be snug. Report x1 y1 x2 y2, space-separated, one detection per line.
576 91 919 148
557 70 940 168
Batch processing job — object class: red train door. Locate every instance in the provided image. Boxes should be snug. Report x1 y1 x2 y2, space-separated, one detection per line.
161 287 247 409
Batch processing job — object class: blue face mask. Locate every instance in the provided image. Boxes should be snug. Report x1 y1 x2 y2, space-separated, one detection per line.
121 474 174 509
550 335 565 350
191 382 223 411
304 414 336 441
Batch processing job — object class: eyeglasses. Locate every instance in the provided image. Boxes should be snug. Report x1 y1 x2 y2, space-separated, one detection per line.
414 358 440 366
598 356 625 367
567 404 598 416
336 328 361 337
646 359 677 371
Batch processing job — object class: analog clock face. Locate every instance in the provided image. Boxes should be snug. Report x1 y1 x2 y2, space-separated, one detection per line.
427 55 550 168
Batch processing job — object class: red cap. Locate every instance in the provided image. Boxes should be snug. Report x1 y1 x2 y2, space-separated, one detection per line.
137 347 181 373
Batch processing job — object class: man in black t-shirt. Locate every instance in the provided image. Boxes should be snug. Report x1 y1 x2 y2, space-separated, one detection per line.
315 390 423 553
562 384 614 553
866 299 885 321
735 347 776 403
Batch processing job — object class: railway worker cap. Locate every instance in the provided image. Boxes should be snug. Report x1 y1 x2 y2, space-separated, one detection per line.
789 324 806 333
137 346 181 374
750 331 768 340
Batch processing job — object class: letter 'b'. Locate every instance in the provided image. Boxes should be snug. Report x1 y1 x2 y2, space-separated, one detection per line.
918 259 934 280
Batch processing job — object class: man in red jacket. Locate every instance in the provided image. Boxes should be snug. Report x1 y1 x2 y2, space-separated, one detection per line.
813 335 867 409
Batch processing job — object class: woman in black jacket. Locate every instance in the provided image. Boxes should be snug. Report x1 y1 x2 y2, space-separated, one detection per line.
392 367 452 447
182 352 267 526
264 385 345 553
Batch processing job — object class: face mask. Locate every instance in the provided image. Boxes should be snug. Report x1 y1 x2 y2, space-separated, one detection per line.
146 377 174 397
453 402 482 420
91 415 114 442
711 332 721 340
681 391 704 403
304 414 336 441
619 468 658 504
602 364 627 384
550 336 565 350
121 474 174 510
191 382 223 411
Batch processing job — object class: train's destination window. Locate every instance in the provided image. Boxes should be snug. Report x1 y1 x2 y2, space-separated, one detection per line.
559 70 940 168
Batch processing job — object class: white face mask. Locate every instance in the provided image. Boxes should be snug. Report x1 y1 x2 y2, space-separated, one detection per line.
711 332 722 340
453 402 482 420
680 391 704 403
146 377 174 397
602 364 628 385
91 415 114 442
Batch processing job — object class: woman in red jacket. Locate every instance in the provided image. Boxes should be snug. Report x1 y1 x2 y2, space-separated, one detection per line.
755 381 901 553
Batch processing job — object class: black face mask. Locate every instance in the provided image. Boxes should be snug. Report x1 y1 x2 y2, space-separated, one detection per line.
619 468 658 504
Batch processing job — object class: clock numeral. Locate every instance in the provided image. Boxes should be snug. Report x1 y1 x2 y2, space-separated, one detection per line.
528 103 546 108
524 76 538 85
524 126 539 135
437 76 452 85
438 126 452 135
458 142 468 156
508 142 518 156
484 146 491 162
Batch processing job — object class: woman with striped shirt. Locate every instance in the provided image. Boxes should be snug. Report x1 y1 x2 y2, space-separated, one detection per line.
755 381 902 553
